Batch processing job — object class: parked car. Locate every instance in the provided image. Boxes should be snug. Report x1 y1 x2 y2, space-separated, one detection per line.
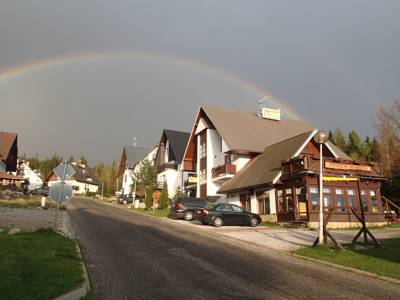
31 186 49 196
198 203 261 227
171 197 210 221
117 195 134 204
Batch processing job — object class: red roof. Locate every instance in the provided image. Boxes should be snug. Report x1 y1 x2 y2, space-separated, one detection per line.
0 132 17 161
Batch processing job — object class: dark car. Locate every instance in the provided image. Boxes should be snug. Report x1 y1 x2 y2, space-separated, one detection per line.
31 186 49 196
198 203 261 227
117 195 134 204
171 197 209 221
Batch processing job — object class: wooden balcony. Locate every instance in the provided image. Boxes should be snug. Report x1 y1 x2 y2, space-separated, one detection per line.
212 164 236 178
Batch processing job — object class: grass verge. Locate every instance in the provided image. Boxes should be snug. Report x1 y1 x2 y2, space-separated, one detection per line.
131 207 170 217
0 229 83 300
293 238 400 280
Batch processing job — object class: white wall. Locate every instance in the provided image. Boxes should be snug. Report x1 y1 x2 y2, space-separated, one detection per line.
21 163 43 190
157 167 183 198
122 169 134 195
232 155 251 172
48 179 99 194
207 129 224 197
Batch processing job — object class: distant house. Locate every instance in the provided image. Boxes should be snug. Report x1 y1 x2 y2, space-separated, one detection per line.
218 130 386 228
0 132 24 188
0 132 18 172
182 104 313 201
17 160 43 191
46 161 100 194
118 146 158 196
154 129 193 197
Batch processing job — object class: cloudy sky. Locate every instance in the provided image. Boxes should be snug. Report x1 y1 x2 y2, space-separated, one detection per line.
0 0 399 164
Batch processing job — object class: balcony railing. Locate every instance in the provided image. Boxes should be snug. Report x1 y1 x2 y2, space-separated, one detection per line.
211 164 236 178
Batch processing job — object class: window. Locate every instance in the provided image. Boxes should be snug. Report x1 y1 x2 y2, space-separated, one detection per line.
310 187 319 211
277 189 284 213
347 189 357 208
335 189 345 212
199 142 206 158
257 191 270 214
231 205 244 213
224 154 232 165
361 190 369 212
323 188 333 209
370 190 379 213
216 204 231 211
199 169 207 184
286 188 294 212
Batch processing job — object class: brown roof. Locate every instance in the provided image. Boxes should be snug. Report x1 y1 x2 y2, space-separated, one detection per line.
0 172 24 181
202 104 313 153
0 132 17 161
218 131 313 193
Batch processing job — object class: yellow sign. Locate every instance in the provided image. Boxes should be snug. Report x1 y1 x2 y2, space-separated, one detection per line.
323 176 359 182
188 176 198 184
261 107 281 121
325 162 371 172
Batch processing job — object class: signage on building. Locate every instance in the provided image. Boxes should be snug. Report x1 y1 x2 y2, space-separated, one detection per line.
261 107 281 121
188 176 198 184
325 162 372 172
323 176 359 182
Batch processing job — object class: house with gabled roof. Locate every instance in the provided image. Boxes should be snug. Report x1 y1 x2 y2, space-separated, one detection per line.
218 130 386 228
154 129 192 197
0 132 18 172
182 104 314 201
46 161 100 194
118 145 157 196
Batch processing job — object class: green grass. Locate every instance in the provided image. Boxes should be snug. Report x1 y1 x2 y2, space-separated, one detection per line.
131 207 170 217
0 229 83 300
293 238 400 279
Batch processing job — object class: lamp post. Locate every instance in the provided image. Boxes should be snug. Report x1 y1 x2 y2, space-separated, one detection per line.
314 130 329 245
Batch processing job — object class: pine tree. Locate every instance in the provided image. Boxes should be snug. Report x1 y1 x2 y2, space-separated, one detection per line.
328 130 334 144
135 158 157 190
145 186 154 209
333 129 347 151
159 182 169 209
347 130 362 159
360 136 372 161
173 186 184 203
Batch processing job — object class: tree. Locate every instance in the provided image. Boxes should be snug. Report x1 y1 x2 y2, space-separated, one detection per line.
135 158 157 190
159 182 169 209
145 185 154 209
332 129 347 151
347 130 362 160
67 156 75 163
79 156 88 165
173 186 184 203
375 99 400 201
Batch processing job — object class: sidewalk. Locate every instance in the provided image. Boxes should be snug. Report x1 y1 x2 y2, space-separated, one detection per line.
169 218 400 251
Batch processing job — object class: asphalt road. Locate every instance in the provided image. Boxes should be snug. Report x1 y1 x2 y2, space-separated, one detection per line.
68 198 400 300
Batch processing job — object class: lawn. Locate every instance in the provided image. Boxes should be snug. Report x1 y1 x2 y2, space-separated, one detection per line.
293 238 400 280
0 229 83 300
131 207 170 217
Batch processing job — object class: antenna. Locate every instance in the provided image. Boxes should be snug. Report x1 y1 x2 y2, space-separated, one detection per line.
258 96 269 115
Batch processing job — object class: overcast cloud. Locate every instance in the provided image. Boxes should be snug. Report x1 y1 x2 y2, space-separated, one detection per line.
0 0 399 163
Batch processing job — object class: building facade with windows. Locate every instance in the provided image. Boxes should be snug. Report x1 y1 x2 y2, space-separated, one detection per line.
182 104 313 204
219 130 386 227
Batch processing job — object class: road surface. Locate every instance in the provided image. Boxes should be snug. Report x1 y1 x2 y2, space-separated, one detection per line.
68 198 400 300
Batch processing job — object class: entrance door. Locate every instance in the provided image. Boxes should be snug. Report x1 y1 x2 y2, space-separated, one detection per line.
296 188 308 220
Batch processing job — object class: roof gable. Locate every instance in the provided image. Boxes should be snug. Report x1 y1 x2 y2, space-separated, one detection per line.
163 130 190 163
0 132 17 161
124 146 151 168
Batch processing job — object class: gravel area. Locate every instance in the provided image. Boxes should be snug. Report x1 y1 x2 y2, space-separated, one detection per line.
0 207 74 237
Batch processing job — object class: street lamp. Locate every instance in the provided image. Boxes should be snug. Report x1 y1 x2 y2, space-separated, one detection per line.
314 130 329 245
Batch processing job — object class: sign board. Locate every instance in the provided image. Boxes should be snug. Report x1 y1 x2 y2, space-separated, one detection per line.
53 163 76 181
261 107 281 121
323 176 359 182
49 182 73 204
188 176 198 184
325 162 371 172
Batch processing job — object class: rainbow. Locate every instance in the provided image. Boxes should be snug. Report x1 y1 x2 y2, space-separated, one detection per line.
0 51 303 119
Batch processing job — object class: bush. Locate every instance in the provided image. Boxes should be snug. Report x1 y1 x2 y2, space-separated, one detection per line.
144 186 154 209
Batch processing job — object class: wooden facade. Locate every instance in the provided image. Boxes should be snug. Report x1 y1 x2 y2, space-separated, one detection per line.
275 151 385 224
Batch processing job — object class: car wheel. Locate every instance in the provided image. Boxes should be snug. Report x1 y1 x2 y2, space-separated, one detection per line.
213 217 223 227
184 211 193 221
250 217 259 227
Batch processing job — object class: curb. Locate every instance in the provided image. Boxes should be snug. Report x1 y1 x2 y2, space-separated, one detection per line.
54 212 90 300
288 252 400 286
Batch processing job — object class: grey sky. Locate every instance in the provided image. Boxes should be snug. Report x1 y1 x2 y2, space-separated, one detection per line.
1 0 399 164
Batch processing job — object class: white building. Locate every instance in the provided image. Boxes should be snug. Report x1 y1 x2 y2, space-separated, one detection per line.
182 104 314 212
47 162 100 194
118 146 158 196
17 160 43 190
154 130 193 198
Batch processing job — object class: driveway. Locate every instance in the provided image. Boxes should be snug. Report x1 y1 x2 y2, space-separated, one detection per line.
68 198 400 300
169 219 400 251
